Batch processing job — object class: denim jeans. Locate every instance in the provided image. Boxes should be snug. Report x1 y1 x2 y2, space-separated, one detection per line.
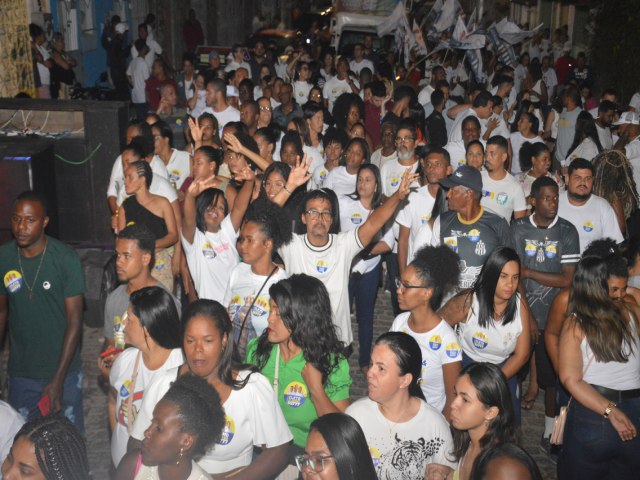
349 263 381 368
462 352 521 425
558 396 640 480
9 370 85 434
384 252 401 316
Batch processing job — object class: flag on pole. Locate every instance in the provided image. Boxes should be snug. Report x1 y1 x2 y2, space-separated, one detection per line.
450 16 486 50
494 18 543 45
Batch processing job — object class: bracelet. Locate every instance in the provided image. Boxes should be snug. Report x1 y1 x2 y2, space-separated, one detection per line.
603 401 617 419
283 185 293 195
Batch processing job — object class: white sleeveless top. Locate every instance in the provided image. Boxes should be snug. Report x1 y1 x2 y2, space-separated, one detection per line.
581 316 640 390
458 293 524 364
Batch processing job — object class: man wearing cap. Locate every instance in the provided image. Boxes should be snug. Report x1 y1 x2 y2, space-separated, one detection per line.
206 50 221 79
431 165 511 289
203 78 240 139
614 111 640 191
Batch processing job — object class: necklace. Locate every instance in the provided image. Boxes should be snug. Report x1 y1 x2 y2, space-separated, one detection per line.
17 240 48 301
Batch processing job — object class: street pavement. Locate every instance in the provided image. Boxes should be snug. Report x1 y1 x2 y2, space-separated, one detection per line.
80 289 556 479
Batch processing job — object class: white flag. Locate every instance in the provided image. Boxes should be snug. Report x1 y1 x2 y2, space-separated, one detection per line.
495 18 543 45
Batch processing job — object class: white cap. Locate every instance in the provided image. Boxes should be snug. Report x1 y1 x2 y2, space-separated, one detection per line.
115 22 128 35
226 85 239 97
614 111 640 126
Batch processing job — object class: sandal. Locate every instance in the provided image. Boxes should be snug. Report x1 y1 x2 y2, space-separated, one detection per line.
521 387 539 409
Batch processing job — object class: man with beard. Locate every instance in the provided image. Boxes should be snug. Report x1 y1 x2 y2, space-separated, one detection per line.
481 135 527 223
558 158 623 253
594 100 616 150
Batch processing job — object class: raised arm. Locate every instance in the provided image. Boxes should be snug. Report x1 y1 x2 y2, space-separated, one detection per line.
437 290 472 327
357 169 419 247
229 166 256 231
224 131 273 172
182 176 219 243
273 155 311 207
544 288 569 373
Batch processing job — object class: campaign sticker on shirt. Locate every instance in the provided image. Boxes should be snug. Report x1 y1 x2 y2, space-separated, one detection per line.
351 213 363 225
429 334 442 351
370 447 382 469
390 176 399 187
154 258 165 271
525 243 536 256
496 192 509 206
202 242 217 259
446 342 461 359
420 214 431 224
583 221 594 233
467 229 481 242
3 270 23 293
218 415 236 445
316 260 328 274
119 380 132 399
545 244 557 259
251 297 269 317
284 381 307 408
472 331 489 349
228 296 242 317
168 169 182 184
319 169 328 181
444 236 458 252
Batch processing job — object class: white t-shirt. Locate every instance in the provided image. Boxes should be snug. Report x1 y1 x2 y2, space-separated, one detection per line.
324 166 357 197
509 132 544 175
308 164 332 190
203 106 241 139
596 123 613 150
542 70 557 100
131 368 293 474
116 173 178 206
109 347 184 467
181 216 240 302
350 58 375 76
390 313 461 412
458 293 524 364
223 263 288 338
418 85 435 107
629 92 640 112
449 108 483 143
225 60 252 78
338 196 394 275
396 186 437 262
558 191 624 253
155 149 191 189
36 44 51 85
293 81 312 105
347 398 456 478
409 222 434 264
303 145 325 173
278 231 364 344
126 57 150 104
625 137 640 191
480 171 527 223
380 158 419 198
131 39 163 72
323 77 356 113
135 460 211 480
445 140 468 171
0 400 24 464
446 64 469 98
371 149 398 170
565 137 600 166
108 156 169 200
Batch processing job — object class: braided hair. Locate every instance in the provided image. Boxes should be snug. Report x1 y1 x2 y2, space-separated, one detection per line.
592 150 639 220
13 414 90 480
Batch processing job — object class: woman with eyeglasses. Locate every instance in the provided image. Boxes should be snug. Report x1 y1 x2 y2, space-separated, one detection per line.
128 299 292 478
347 332 456 479
391 245 462 419
439 246 532 423
338 164 393 374
295 413 377 480
246 274 352 477
181 163 254 302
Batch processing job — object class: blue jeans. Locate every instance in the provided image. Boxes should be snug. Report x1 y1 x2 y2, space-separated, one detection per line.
349 263 381 368
558 396 640 480
462 352 521 425
384 252 401 316
8 370 85 434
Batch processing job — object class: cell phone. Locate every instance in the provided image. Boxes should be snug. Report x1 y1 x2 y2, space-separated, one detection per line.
99 347 124 358
38 395 51 416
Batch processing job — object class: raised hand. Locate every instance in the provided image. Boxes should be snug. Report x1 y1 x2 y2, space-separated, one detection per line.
395 168 420 201
234 165 256 183
286 154 312 189
223 132 244 154
187 175 217 197
188 117 203 143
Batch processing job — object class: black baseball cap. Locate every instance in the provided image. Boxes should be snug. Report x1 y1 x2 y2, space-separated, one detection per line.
439 165 483 192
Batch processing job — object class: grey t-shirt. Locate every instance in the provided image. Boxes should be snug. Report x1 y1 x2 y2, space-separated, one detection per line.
555 107 582 162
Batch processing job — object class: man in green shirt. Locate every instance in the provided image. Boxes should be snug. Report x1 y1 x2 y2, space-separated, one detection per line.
0 191 85 431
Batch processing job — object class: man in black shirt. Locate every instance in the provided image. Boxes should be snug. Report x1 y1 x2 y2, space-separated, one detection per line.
426 89 448 148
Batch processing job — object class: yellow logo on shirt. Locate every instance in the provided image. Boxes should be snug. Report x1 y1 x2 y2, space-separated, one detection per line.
390 176 399 187
468 229 481 242
169 169 182 184
284 381 308 408
218 415 236 445
228 296 242 316
429 334 442 351
472 331 489 349
583 221 594 233
370 447 382 468
202 242 216 259
3 270 23 293
251 297 269 317
525 243 536 257
351 213 363 225
545 244 557 259
316 260 328 274
420 214 431 224
154 258 165 271
446 342 461 359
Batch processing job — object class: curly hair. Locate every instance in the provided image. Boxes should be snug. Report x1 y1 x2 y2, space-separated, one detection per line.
333 93 364 132
244 197 293 251
161 374 226 458
13 414 90 480
592 150 639 219
411 245 461 310
252 274 346 384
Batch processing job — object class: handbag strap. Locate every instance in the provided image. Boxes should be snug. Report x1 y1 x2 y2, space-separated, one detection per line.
126 350 143 434
567 340 596 408
236 265 278 345
273 346 280 394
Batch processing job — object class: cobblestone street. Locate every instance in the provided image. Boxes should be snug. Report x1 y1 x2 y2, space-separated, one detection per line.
81 289 556 479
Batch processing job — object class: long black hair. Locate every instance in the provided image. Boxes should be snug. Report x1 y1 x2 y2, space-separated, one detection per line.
309 413 377 480
567 110 603 157
244 197 293 252
251 274 346 384
12 414 90 480
129 286 181 350
451 363 518 461
195 188 228 232
470 247 521 328
160 374 226 459
181 299 257 389
347 163 382 208
374 332 426 400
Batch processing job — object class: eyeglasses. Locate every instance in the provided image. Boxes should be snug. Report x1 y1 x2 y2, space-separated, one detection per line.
395 278 427 291
305 209 333 221
295 454 334 473
395 136 415 143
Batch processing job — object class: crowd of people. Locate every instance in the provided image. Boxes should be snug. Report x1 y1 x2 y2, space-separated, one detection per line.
3 12 640 480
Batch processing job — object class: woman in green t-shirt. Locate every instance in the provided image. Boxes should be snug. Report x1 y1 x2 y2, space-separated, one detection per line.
246 274 352 471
